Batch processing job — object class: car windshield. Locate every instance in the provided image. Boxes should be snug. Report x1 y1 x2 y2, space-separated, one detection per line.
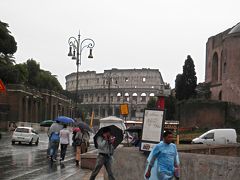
15 128 29 133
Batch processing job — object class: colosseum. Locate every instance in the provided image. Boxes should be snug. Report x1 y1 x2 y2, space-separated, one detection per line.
65 68 168 121
206 22 240 105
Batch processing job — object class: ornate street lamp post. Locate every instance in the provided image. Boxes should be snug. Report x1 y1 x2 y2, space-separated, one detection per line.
67 31 95 118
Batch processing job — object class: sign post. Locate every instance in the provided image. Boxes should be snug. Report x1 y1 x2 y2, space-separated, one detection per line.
140 109 165 151
120 104 129 146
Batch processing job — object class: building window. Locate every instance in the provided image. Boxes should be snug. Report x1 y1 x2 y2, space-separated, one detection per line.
149 93 155 97
117 96 121 102
103 96 106 102
219 91 222 100
212 52 218 82
125 77 129 82
124 93 129 102
141 93 146 102
142 77 146 82
132 93 137 102
223 62 227 73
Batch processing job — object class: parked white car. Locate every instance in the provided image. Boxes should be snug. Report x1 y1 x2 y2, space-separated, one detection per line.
12 127 39 145
192 128 237 145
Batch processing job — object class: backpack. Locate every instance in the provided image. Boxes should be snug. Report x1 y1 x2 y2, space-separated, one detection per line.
50 132 60 142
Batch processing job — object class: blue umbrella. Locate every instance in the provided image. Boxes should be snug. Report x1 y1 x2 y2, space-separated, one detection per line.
55 116 75 124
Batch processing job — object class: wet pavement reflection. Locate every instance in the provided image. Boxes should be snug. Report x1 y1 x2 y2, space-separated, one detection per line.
0 132 93 180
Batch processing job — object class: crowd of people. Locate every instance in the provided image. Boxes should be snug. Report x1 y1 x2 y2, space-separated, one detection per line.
46 121 180 180
47 121 90 165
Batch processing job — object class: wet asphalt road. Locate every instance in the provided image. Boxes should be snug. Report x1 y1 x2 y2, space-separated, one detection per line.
0 132 94 180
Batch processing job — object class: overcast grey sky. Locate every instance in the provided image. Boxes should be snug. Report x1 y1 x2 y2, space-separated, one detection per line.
1 0 239 89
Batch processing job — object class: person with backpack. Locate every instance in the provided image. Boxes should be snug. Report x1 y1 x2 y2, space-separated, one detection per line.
48 121 63 162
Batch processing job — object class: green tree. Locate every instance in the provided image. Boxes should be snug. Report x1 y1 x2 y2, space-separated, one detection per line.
0 20 17 64
25 59 40 87
147 97 157 109
175 74 185 100
38 70 63 91
14 63 29 84
165 95 176 120
175 55 197 100
182 55 197 99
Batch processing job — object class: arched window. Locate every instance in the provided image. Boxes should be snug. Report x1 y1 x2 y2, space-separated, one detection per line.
220 51 223 80
212 52 218 82
223 62 227 73
219 91 222 100
132 93 138 102
117 92 121 102
141 93 146 102
124 93 129 102
149 93 155 97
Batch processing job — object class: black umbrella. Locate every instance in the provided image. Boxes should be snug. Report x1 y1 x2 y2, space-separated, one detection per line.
75 121 94 133
40 120 55 127
94 125 123 149
125 125 143 133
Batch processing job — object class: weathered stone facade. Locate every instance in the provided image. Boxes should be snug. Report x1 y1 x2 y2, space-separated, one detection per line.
0 84 74 130
205 22 240 105
65 68 167 120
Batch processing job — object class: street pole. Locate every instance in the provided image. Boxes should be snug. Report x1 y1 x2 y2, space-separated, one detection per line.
108 78 111 115
68 31 95 119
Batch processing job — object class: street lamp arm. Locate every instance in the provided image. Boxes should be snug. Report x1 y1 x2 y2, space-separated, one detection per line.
80 38 95 53
68 37 79 48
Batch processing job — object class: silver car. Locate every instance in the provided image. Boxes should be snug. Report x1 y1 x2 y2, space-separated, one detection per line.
12 127 39 145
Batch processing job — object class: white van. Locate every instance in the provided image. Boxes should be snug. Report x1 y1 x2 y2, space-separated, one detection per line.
192 129 237 144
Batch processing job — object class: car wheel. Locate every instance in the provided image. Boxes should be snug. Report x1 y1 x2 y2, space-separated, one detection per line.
35 138 39 146
29 139 33 145
12 141 15 145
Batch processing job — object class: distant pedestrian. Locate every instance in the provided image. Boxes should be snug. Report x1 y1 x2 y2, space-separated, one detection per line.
74 128 82 166
48 121 63 162
90 127 115 180
81 129 90 153
145 131 180 180
59 124 70 162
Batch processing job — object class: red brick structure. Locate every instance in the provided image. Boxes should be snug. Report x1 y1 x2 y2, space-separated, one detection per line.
0 84 74 130
206 22 240 104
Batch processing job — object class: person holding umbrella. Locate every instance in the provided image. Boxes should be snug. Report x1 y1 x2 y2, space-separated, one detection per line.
48 120 63 161
90 126 123 180
74 127 82 166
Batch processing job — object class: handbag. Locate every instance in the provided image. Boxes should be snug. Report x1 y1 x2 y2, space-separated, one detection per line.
75 138 82 146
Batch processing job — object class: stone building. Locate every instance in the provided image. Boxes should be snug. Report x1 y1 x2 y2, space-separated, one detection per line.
0 84 74 130
65 68 167 120
205 22 240 105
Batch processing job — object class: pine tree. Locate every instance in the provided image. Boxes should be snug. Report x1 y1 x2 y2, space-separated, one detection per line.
175 55 197 100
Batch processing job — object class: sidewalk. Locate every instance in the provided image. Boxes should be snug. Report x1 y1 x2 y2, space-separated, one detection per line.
83 170 104 180
65 167 104 180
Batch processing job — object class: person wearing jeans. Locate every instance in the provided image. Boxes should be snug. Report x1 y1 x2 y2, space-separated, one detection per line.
90 127 115 180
